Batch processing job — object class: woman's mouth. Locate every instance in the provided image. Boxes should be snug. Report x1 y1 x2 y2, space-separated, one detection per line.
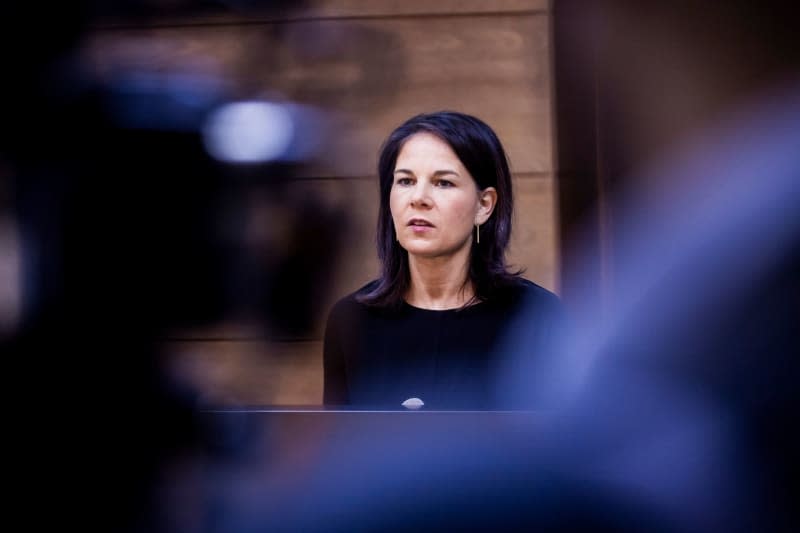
408 218 434 227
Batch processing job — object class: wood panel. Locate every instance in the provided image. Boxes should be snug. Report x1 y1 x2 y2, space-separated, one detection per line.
294 0 549 19
299 13 553 177
507 174 558 292
165 339 323 406
85 13 552 176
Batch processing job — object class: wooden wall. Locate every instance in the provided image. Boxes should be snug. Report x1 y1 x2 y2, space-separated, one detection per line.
89 0 556 405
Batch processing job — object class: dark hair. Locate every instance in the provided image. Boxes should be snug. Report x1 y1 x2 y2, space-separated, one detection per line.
358 111 521 308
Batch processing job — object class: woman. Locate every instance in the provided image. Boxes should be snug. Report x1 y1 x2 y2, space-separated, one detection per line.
323 111 563 409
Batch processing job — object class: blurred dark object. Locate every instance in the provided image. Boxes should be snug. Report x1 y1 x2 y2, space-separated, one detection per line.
553 0 800 309
1 1 333 531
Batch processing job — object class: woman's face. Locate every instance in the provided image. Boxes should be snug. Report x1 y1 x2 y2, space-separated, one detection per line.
390 132 494 261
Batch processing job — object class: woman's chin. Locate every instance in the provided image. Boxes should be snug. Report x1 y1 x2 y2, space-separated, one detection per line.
402 243 436 257
402 242 469 261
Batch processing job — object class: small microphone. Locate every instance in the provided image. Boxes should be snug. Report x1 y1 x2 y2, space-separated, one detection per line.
402 397 424 410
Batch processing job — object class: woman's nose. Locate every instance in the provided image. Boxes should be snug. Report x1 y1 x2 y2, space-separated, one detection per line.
410 182 432 207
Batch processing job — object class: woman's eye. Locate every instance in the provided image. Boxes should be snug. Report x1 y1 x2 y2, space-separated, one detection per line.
436 179 454 188
396 177 413 186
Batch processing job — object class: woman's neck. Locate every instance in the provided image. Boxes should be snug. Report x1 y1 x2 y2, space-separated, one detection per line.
405 253 474 310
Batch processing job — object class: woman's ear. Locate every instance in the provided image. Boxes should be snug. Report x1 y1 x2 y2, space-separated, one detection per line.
476 187 498 225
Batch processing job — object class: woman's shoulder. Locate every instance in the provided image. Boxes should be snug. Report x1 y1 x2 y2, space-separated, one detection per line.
327 280 381 318
494 277 561 307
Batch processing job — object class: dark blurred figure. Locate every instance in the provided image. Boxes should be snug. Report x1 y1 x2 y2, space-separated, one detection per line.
540 3 800 528
1 1 336 532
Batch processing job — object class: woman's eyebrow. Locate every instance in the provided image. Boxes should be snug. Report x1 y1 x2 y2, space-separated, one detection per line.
393 168 460 177
432 169 460 177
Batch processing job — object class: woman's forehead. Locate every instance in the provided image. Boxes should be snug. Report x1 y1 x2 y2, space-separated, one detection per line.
395 133 464 168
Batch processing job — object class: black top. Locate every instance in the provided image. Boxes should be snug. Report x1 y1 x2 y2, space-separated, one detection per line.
323 278 564 409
